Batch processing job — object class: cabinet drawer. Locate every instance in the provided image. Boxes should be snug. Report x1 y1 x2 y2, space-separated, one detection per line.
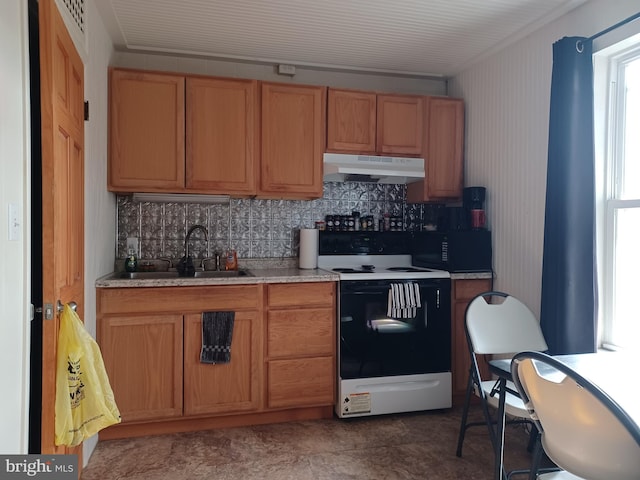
98 285 260 314
267 308 334 358
267 282 335 308
267 357 334 408
453 279 492 301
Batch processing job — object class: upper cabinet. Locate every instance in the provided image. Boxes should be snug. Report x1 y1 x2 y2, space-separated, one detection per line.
326 88 423 156
407 97 465 203
186 76 258 195
109 69 186 192
108 69 462 202
376 94 424 155
326 89 376 153
109 69 325 199
109 68 258 196
260 82 326 199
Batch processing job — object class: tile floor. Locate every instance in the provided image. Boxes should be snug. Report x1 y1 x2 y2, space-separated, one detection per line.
81 407 538 480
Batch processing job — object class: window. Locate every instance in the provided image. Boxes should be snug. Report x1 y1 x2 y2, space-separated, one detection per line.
599 44 640 351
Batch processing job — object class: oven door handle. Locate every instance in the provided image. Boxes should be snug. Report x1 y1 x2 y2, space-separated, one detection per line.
342 286 392 295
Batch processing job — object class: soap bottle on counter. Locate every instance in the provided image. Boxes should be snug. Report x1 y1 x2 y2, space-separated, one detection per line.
125 253 137 272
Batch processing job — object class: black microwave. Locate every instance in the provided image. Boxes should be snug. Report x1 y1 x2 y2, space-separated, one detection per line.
411 230 492 273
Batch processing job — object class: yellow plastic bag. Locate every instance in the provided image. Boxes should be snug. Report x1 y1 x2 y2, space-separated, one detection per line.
55 304 121 446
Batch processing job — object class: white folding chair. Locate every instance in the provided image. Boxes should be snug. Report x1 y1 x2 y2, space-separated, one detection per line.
456 292 548 468
511 351 640 480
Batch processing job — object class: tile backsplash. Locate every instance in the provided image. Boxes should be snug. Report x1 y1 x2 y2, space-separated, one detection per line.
116 182 428 261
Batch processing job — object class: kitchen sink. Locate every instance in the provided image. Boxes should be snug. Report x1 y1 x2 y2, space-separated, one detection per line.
119 269 253 279
194 270 253 278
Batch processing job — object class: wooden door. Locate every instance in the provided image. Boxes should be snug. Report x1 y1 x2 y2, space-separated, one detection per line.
376 94 423 155
183 311 262 415
39 0 84 455
186 76 258 195
100 314 184 422
108 69 185 192
260 82 326 199
326 88 377 153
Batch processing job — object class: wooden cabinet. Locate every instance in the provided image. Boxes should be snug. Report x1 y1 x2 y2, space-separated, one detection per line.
99 314 183 422
109 68 259 195
97 280 338 438
260 82 326 199
407 97 465 203
326 88 377 153
451 278 492 405
108 69 185 192
186 76 258 195
326 88 423 156
97 285 261 423
184 311 261 415
110 70 325 199
265 282 336 409
376 94 424 155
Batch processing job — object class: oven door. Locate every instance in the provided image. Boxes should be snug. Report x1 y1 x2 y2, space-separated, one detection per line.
338 278 451 380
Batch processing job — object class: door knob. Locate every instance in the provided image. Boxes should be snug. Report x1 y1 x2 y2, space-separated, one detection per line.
57 300 78 314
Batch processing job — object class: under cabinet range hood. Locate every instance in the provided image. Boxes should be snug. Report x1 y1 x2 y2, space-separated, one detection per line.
323 153 425 184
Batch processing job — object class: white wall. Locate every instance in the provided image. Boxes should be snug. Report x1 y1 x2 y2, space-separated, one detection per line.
449 0 640 318
0 0 115 457
82 0 116 463
112 51 447 96
0 0 30 454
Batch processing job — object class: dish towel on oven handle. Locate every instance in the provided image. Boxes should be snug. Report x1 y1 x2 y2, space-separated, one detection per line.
387 283 421 319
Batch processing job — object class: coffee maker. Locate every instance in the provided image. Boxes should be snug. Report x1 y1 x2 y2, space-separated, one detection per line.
463 186 486 230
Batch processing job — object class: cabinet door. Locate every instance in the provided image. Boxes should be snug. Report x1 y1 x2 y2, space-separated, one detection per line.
186 76 258 195
109 69 185 192
407 97 464 202
326 88 376 153
260 82 326 199
451 279 492 405
183 311 262 416
100 314 183 422
376 94 424 155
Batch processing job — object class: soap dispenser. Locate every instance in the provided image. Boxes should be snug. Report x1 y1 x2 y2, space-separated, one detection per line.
125 252 138 272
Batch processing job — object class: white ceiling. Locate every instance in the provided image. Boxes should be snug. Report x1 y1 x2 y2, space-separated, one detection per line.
95 0 587 78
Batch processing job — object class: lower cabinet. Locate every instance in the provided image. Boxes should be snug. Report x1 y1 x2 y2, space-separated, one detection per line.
97 281 336 436
265 282 336 409
451 278 492 405
100 314 184 422
98 285 262 424
183 311 261 416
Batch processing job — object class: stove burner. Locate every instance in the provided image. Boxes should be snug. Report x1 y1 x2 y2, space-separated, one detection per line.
387 267 430 272
332 268 370 273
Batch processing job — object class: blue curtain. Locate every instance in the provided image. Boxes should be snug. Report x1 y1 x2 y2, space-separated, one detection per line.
540 37 597 355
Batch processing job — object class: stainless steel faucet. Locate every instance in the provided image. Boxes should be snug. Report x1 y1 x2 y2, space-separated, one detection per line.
185 224 209 260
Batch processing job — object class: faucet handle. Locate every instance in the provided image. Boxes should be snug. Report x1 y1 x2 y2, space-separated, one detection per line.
158 257 173 269
200 257 214 270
